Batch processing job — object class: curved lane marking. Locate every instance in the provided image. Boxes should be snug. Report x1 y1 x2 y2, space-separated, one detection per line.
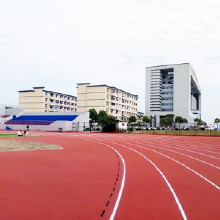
110 141 187 220
133 140 220 170
121 141 220 191
155 142 220 160
86 139 126 220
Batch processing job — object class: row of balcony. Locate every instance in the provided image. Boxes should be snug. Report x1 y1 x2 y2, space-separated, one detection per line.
108 108 137 116
48 105 77 111
46 99 77 106
110 96 137 105
109 89 138 100
45 92 77 101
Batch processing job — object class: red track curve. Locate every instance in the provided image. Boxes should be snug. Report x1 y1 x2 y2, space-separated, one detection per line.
0 132 219 219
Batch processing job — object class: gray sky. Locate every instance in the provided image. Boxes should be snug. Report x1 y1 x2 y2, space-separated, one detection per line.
0 0 220 123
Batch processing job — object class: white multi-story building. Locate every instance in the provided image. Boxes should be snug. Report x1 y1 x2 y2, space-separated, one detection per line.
145 63 201 126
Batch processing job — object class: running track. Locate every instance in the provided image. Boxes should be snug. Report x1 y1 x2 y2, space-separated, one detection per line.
0 132 219 219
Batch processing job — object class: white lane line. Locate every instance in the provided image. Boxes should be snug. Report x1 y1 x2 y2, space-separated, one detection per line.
172 145 220 156
110 141 187 220
122 141 220 191
133 141 220 170
127 137 220 157
86 139 126 220
154 143 220 160
115 136 220 157
167 140 220 151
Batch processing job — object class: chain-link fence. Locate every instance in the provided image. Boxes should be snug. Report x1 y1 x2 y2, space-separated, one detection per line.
129 123 220 136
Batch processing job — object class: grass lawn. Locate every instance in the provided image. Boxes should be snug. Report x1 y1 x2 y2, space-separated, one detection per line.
0 139 61 152
0 133 39 138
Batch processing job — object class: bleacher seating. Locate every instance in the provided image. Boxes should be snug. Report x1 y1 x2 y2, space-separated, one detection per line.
5 114 78 126
5 120 53 125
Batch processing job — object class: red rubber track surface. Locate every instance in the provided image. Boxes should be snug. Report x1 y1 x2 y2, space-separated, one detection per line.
0 132 219 220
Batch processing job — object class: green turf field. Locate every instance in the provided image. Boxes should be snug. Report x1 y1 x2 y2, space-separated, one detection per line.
0 133 39 138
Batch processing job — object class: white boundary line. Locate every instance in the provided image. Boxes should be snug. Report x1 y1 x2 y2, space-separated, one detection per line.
110 141 187 220
134 141 220 170
172 144 220 156
87 139 126 220
122 141 220 191
154 143 220 160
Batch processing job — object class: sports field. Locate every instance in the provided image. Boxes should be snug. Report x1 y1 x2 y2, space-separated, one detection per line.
0 131 219 219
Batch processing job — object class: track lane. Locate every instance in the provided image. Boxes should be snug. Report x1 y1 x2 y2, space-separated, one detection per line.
120 141 220 190
1 132 220 220
92 138 187 220
100 137 220 220
0 135 120 220
117 136 220 186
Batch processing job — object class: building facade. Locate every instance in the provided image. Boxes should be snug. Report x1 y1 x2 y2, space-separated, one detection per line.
77 83 138 120
19 87 77 113
145 63 201 126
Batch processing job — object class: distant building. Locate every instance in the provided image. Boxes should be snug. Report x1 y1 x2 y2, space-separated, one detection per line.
0 104 22 115
77 83 138 120
145 63 201 126
18 87 77 113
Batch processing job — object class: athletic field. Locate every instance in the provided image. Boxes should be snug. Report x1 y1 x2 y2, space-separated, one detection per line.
0 131 219 219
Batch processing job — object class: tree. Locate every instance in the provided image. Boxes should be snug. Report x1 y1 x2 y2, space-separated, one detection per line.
97 110 117 132
214 118 220 131
159 114 174 127
194 118 203 125
160 118 168 126
175 116 188 124
175 116 188 129
128 116 136 124
143 116 152 124
89 108 98 123
183 118 188 123
97 110 108 128
166 114 175 126
214 118 220 123
175 116 183 124
165 114 175 127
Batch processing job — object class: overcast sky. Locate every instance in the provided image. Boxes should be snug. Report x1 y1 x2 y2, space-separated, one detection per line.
0 0 219 123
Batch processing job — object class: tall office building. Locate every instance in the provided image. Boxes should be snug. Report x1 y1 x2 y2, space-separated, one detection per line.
77 83 138 120
145 63 201 126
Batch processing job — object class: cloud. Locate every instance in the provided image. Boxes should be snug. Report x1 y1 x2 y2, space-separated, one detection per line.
0 0 219 122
